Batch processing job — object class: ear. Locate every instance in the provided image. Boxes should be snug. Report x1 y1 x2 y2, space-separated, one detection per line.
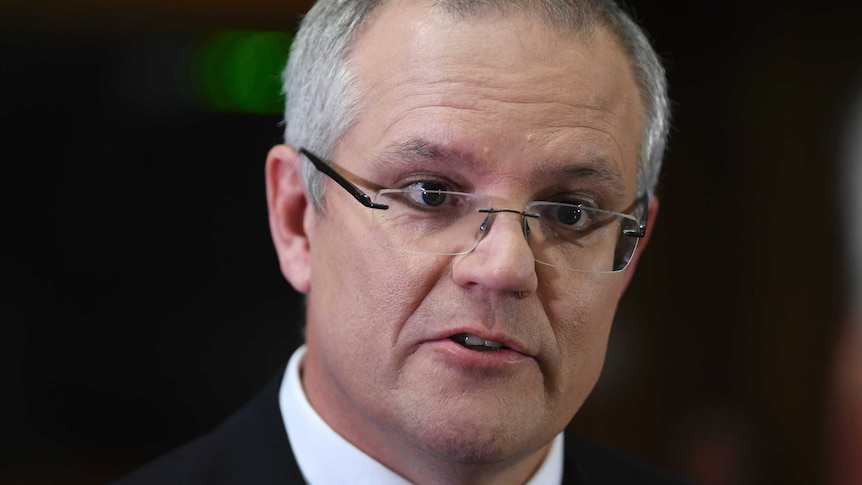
266 145 313 294
620 196 659 295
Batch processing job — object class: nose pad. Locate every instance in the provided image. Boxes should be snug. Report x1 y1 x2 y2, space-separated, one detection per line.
457 208 539 294
478 214 492 235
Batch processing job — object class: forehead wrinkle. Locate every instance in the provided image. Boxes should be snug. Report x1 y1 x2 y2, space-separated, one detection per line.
401 81 627 140
376 138 487 173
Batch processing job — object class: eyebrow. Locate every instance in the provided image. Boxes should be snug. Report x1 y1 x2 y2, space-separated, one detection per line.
536 156 628 200
376 139 485 173
376 138 628 199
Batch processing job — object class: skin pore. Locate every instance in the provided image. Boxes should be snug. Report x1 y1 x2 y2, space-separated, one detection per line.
265 1 656 484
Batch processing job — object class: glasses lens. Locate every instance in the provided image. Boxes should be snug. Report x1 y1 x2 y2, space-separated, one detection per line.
527 202 640 272
370 192 640 273
372 189 490 255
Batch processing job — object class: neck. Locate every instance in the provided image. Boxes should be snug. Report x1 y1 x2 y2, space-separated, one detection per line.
359 425 554 485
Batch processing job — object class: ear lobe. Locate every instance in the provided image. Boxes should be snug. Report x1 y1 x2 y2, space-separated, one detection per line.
620 196 659 294
266 145 313 294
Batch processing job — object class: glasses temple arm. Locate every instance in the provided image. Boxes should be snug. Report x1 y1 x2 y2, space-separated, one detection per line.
299 148 389 210
622 193 650 238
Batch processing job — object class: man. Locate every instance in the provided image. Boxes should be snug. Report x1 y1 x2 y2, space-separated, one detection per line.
116 0 689 483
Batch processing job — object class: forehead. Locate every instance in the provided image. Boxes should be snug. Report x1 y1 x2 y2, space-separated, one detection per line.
337 0 643 198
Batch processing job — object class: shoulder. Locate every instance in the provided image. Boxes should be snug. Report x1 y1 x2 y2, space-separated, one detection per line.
111 372 304 485
562 430 695 485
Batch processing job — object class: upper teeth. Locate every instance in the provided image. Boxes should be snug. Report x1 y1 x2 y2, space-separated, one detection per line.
464 333 503 348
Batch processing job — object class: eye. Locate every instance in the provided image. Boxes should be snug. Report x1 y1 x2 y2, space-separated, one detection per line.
532 199 601 235
552 204 588 228
404 181 452 208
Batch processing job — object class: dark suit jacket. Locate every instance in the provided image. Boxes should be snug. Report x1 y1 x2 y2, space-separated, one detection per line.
112 372 693 485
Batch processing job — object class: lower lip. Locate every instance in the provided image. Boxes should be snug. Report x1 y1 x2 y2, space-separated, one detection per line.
418 338 534 371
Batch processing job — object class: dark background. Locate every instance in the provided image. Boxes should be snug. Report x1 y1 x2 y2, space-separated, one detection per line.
2 1 861 484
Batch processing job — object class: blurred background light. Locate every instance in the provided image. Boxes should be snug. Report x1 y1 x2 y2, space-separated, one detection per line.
186 30 293 114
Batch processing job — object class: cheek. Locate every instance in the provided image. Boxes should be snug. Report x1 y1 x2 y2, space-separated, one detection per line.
304 218 452 420
307 211 445 350
544 273 624 399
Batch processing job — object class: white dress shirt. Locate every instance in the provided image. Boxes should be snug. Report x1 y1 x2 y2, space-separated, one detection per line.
279 345 564 485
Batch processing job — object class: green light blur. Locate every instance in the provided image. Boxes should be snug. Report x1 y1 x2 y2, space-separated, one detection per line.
186 30 293 114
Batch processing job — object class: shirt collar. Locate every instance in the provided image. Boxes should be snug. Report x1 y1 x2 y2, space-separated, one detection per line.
279 345 564 485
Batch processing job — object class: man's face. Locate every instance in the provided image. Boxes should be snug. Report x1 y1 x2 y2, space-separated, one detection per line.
285 0 647 472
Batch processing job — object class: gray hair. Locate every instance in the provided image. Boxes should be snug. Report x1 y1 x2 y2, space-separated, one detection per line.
281 0 670 209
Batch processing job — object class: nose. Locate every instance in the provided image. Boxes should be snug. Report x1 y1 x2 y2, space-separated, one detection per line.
452 210 538 296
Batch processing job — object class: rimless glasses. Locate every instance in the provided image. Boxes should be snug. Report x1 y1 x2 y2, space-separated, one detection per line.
300 148 648 273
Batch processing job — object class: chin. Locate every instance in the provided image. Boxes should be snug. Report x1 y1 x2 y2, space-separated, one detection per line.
420 423 527 464
396 394 553 465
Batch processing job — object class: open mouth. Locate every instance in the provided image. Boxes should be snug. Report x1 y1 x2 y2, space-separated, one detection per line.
450 333 507 352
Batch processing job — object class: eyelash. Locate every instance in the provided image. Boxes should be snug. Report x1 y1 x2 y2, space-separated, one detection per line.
536 189 603 210
394 176 604 210
397 174 461 193
551 196 599 210
403 181 450 192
